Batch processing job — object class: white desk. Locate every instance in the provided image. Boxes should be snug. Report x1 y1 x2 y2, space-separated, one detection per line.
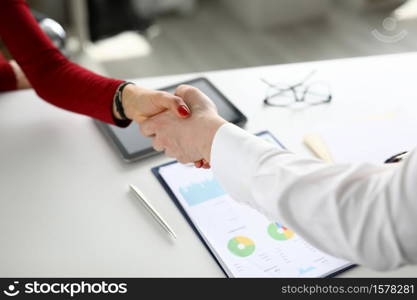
1 53 417 277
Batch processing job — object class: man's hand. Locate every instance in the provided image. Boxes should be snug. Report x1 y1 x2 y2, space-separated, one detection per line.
113 84 191 123
141 85 226 166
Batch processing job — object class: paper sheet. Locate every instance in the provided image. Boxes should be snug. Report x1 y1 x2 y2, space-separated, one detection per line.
157 132 350 277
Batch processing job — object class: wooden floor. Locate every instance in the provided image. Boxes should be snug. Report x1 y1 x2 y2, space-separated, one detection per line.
100 0 417 79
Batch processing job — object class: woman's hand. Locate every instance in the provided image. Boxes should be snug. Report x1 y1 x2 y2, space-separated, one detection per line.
9 60 31 89
113 84 191 123
140 85 226 165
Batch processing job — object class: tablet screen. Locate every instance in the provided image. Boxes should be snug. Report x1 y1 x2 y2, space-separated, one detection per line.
96 77 247 162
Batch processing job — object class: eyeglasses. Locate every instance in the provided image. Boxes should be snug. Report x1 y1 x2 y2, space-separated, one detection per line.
384 151 408 164
261 70 332 107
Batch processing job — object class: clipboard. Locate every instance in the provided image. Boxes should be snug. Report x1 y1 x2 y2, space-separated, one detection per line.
152 131 354 277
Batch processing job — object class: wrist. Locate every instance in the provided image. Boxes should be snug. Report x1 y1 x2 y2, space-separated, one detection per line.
120 84 137 120
9 60 30 89
113 83 136 120
198 116 227 162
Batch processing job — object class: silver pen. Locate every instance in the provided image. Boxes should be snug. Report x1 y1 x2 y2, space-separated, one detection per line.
129 184 177 239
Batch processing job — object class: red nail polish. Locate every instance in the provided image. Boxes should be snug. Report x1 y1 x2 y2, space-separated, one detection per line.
178 105 190 117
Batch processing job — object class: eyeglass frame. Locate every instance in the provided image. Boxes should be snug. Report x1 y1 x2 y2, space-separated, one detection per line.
384 151 408 164
261 70 332 107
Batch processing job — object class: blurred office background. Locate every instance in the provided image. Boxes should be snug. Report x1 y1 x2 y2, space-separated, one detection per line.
21 0 417 79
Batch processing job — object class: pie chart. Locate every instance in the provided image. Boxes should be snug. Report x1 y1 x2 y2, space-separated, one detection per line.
267 223 294 241
227 236 256 257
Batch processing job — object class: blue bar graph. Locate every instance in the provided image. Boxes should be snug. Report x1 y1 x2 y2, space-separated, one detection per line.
179 179 226 206
299 266 316 275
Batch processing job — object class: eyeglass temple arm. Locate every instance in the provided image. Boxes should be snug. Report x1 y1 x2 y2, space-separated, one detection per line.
301 70 317 83
261 70 317 89
260 78 276 88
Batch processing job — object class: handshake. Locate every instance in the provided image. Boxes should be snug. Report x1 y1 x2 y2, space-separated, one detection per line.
119 84 227 168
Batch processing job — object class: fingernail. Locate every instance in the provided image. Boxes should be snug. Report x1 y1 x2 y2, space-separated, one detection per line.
178 105 190 117
195 160 203 168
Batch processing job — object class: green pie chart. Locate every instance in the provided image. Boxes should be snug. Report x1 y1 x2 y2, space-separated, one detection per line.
267 223 294 241
227 236 256 257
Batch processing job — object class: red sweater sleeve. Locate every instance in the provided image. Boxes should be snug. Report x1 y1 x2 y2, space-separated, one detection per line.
0 59 17 91
0 0 128 125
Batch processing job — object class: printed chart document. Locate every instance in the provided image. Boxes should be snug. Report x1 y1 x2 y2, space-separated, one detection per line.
154 132 352 277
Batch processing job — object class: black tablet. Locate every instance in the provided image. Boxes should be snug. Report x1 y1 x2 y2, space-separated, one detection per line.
95 77 247 162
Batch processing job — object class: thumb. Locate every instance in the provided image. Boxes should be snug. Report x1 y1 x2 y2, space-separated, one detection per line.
175 84 198 100
156 93 191 118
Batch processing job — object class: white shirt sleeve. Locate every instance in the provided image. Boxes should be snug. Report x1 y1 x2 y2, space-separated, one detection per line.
211 123 417 271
